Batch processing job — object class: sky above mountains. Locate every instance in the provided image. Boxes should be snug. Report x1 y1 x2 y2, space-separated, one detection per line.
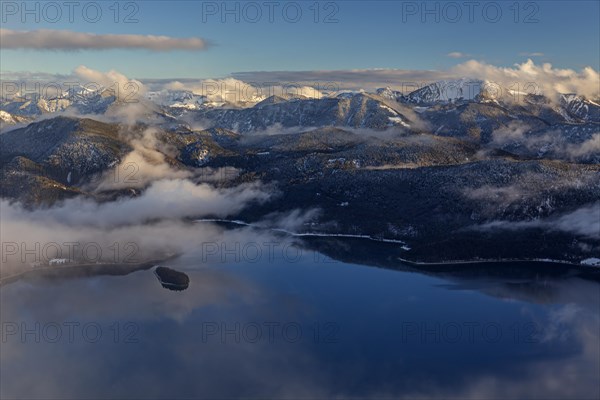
1 0 599 81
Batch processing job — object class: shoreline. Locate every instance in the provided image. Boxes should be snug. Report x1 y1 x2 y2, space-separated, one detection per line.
0 257 174 287
195 219 597 268
194 218 407 244
396 257 591 268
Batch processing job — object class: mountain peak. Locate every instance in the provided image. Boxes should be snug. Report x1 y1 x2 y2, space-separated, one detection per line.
404 79 484 104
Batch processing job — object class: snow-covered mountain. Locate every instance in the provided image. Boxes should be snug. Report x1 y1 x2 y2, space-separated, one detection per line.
559 94 600 122
0 110 31 127
0 116 130 183
0 96 72 116
190 92 411 133
0 85 117 116
145 90 207 110
403 79 484 104
2 80 598 139
375 87 403 102
254 93 310 108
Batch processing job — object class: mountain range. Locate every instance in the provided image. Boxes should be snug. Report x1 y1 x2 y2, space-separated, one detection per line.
1 79 598 264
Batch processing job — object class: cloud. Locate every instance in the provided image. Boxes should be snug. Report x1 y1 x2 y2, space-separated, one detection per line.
552 203 600 239
9 179 272 229
451 59 600 101
0 177 274 273
255 208 322 232
163 78 324 105
447 52 469 58
519 52 545 57
5 60 597 103
0 70 71 82
0 65 148 105
231 69 457 93
0 109 284 274
476 203 600 239
232 60 600 100
490 121 600 162
0 29 209 51
566 133 600 158
72 65 147 101
91 129 192 191
73 65 141 90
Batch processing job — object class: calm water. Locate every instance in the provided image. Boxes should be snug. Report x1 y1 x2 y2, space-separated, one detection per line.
1 241 599 399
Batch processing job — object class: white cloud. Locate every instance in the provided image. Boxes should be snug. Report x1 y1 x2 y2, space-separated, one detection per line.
477 203 600 239
0 29 209 51
231 60 600 100
0 178 274 272
519 52 545 57
490 121 600 161
72 65 146 100
447 52 469 58
164 77 324 104
451 59 600 100
3 61 598 104
17 179 271 228
231 69 457 93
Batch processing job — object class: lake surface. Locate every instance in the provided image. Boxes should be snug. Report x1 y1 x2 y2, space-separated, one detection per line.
1 240 599 399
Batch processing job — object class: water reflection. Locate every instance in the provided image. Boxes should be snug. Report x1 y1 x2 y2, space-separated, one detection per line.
1 237 598 399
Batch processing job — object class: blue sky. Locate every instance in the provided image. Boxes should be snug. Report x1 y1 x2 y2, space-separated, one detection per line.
1 1 598 79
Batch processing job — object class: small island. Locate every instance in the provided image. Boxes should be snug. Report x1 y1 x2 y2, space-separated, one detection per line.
154 266 190 291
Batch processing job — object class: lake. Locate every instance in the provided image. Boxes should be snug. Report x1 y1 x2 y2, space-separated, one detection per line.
1 238 599 399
